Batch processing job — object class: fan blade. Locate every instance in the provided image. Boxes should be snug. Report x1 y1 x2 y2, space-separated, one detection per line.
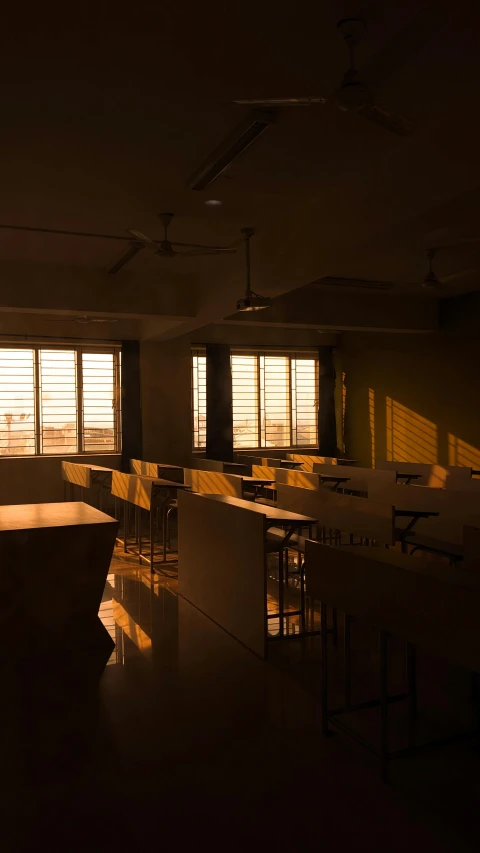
127 229 161 250
108 243 144 274
233 97 327 106
171 241 237 252
357 103 413 136
180 248 237 257
440 267 476 284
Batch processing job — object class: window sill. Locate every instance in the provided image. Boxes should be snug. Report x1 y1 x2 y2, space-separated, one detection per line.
0 452 122 461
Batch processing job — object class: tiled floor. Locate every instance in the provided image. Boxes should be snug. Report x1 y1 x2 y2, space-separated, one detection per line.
4 545 479 851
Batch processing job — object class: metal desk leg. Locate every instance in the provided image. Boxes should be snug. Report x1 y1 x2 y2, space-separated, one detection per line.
150 508 154 573
124 501 129 553
300 555 306 633
380 631 389 782
407 642 417 747
137 507 142 563
332 608 338 647
344 614 352 709
163 506 168 562
321 601 329 736
278 550 284 637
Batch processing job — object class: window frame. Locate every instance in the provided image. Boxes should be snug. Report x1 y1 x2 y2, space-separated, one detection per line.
0 343 122 458
191 346 319 451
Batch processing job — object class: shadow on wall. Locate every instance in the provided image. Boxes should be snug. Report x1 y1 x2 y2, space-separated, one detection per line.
354 390 480 468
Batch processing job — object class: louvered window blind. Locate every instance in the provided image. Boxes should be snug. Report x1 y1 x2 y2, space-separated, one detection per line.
0 345 121 456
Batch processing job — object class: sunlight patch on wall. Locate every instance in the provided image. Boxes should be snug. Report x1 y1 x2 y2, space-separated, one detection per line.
368 388 375 468
386 397 437 463
448 434 480 470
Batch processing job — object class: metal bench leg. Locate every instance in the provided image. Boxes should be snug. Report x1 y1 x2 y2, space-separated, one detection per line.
123 501 128 553
278 550 284 637
332 608 338 647
321 601 329 736
300 555 306 633
344 614 352 709
380 631 389 782
138 507 142 563
150 508 154 573
407 642 417 747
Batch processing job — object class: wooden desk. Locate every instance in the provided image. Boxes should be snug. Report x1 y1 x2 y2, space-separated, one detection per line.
241 475 276 500
199 493 316 531
130 459 184 482
178 492 316 658
319 474 351 491
396 472 422 485
280 460 304 469
0 502 118 677
61 460 114 507
111 471 190 569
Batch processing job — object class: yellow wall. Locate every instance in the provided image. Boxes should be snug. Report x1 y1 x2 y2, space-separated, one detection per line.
342 331 480 469
0 454 121 505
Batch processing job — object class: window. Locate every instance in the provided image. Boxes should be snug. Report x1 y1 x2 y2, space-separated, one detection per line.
192 348 318 450
0 345 121 457
191 350 207 450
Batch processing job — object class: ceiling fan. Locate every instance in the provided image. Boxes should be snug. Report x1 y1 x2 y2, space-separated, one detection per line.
421 247 476 291
109 213 237 273
316 242 479 292
236 228 271 311
234 18 414 137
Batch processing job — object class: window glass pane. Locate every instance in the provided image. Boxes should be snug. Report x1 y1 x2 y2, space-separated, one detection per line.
0 348 35 456
192 353 206 449
292 358 317 447
232 355 259 448
263 356 290 447
82 352 116 451
39 350 77 453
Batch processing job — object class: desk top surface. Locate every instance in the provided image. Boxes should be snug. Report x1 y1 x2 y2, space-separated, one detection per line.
319 474 351 482
137 475 190 489
0 501 115 531
154 463 184 470
243 476 276 485
198 493 317 524
63 461 113 473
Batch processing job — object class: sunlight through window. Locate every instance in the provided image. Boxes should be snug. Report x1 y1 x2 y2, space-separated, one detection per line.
0 345 121 456
386 397 437 463
448 434 480 469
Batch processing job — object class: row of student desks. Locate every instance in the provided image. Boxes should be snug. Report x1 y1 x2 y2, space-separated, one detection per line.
57 456 480 779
